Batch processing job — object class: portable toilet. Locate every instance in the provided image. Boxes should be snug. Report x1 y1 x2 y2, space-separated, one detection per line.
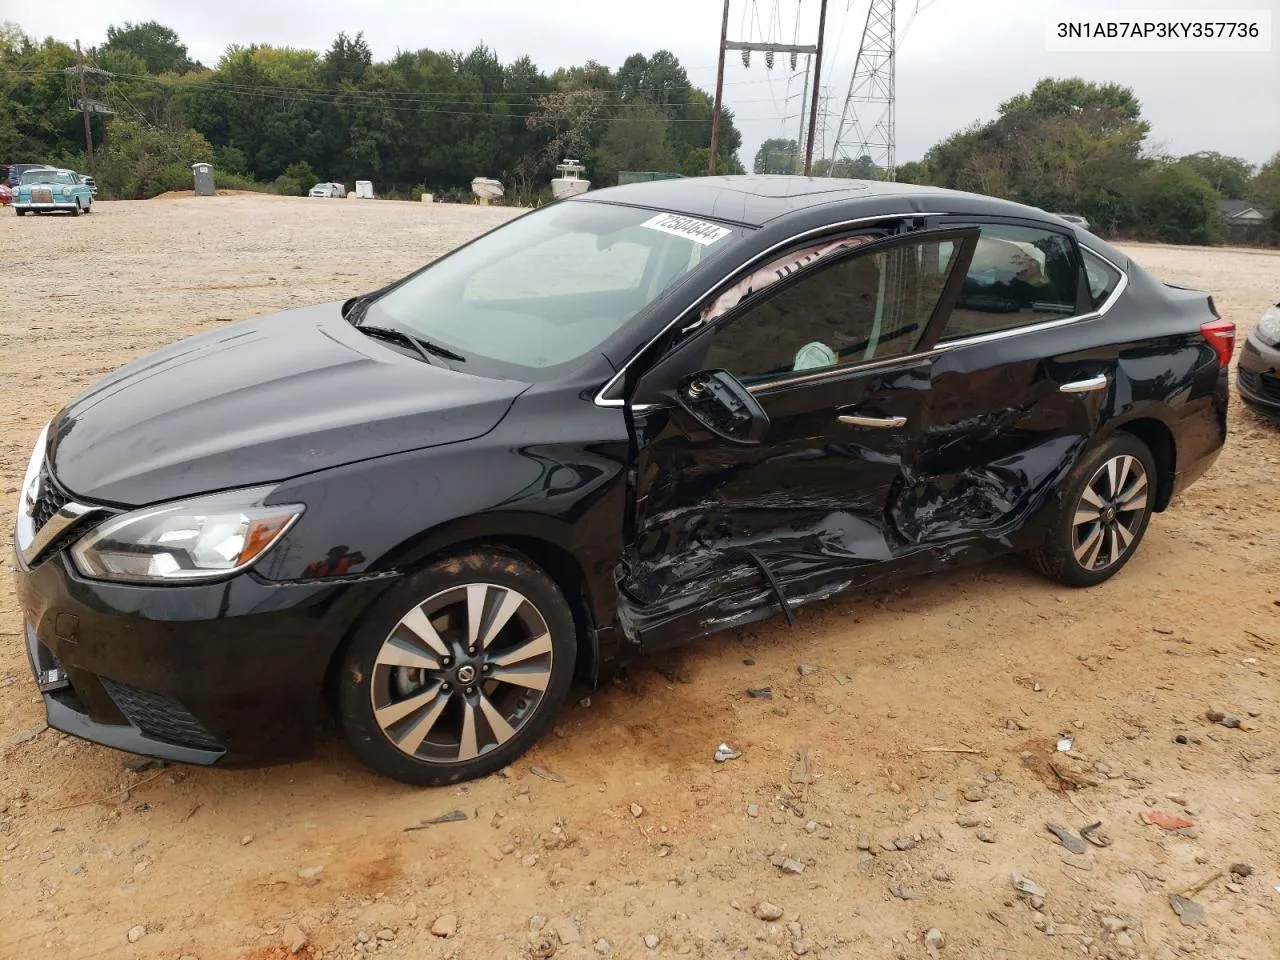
355 180 374 199
192 162 215 196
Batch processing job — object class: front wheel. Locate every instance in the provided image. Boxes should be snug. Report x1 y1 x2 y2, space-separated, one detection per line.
1025 433 1156 587
338 548 577 785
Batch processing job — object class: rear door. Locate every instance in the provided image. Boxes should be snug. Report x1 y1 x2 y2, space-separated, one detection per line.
894 217 1118 548
620 228 978 650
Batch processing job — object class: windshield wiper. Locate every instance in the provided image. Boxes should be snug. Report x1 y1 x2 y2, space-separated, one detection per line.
359 324 466 364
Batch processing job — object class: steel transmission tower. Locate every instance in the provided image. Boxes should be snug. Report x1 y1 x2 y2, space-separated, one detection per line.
828 0 896 179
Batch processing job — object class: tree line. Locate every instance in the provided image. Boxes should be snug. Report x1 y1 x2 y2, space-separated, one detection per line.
4 20 1277 246
756 78 1280 246
0 20 743 202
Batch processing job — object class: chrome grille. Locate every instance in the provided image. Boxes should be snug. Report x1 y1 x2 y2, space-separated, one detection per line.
30 187 53 203
28 463 69 534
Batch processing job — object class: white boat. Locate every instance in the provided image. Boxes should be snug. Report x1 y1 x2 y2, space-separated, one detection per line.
471 177 503 203
551 159 590 199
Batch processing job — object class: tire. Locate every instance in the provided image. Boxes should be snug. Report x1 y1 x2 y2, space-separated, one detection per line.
337 547 577 786
1025 433 1157 587
73 200 84 216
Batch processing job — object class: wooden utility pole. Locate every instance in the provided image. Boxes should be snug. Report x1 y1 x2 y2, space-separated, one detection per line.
803 0 829 176
75 40 96 182
708 0 732 176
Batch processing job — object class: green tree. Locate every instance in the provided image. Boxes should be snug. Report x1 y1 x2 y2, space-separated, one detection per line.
1176 151 1254 198
1139 164 1222 244
102 21 198 74
683 147 744 176
1249 153 1280 210
894 160 930 184
754 137 799 174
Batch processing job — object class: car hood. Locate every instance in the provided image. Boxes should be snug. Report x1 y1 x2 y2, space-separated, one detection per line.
48 301 529 506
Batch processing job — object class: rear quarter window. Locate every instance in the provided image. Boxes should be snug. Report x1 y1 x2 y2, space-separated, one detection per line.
1082 249 1123 310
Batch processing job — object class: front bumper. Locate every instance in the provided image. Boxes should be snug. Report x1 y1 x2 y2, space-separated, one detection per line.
15 201 78 212
12 548 391 767
1238 331 1280 415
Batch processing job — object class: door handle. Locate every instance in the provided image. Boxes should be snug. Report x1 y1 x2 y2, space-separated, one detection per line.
837 413 908 428
1059 374 1108 393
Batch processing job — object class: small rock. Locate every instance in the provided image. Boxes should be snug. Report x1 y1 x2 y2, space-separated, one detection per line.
630 803 644 818
1030 895 1045 911
977 830 995 843
889 884 926 901
856 832 872 850
933 867 952 882
798 664 818 676
298 865 324 886
1012 873 1046 898
644 933 661 949
1115 931 1134 949
1230 862 1254 877
1168 895 1204 927
522 854 540 867
858 852 874 873
1226 881 1243 893
529 915 548 932
357 933 370 944
124 757 167 773
955 813 982 828
552 917 581 944
127 926 146 944
924 928 945 956
961 782 987 802
754 901 784 921
283 923 307 954
376 929 394 942
787 921 803 938
431 915 458 938
893 837 915 851
771 855 805 874
595 939 611 955
747 804 760 818
805 820 817 834
240 834 254 846
792 940 812 956
1166 792 1187 806
1101 917 1128 935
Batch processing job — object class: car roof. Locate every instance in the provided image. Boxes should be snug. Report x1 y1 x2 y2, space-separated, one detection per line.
573 174 1069 229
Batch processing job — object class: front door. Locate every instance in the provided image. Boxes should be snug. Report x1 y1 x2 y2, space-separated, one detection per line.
619 228 978 650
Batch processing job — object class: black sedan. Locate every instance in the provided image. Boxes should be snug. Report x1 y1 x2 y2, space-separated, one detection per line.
1238 300 1280 420
13 176 1234 785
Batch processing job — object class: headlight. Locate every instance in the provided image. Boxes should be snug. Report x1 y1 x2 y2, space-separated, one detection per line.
71 487 304 584
61 186 71 198
1256 304 1280 347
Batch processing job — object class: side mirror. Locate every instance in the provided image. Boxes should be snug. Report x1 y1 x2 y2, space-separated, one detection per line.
673 369 770 445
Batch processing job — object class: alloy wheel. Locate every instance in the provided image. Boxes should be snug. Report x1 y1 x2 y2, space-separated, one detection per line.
369 583 554 764
1071 454 1149 572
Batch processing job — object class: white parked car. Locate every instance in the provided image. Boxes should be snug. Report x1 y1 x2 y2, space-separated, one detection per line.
308 182 347 198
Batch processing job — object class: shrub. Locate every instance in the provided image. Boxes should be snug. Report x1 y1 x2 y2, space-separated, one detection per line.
273 174 303 196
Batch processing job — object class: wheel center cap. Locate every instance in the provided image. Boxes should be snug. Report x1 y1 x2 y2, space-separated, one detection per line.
456 664 477 685
1103 505 1117 524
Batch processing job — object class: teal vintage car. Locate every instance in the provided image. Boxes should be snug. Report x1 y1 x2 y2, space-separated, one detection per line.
13 167 94 216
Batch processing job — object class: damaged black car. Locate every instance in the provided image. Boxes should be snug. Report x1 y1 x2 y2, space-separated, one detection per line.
14 176 1233 785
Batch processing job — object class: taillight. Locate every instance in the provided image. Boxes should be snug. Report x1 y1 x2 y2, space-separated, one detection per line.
1200 318 1236 368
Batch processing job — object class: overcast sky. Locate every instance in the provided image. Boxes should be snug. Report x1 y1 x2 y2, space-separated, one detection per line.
7 0 1278 168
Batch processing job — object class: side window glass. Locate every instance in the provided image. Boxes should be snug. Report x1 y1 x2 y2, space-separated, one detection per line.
702 237 961 386
1082 249 1122 310
940 225 1080 342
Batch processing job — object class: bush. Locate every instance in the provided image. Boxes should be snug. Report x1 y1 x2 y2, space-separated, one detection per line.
213 170 274 193
1139 164 1223 245
273 174 303 196
410 183 427 201
282 161 319 191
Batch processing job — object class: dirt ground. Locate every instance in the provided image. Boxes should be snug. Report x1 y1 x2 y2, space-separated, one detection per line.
1 195 1277 960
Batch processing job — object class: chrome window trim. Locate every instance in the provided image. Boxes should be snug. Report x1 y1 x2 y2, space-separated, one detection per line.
597 214 1129 407
593 212 950 407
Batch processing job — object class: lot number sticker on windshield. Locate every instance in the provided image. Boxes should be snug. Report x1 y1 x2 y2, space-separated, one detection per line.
640 213 732 246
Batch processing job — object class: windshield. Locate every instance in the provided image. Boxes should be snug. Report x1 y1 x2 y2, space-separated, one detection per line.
364 201 743 376
22 170 68 185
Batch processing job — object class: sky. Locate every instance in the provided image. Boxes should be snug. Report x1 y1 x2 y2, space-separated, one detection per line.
5 0 1278 169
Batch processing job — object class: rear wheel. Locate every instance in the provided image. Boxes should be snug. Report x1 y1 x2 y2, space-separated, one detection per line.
1026 433 1156 587
337 548 577 785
